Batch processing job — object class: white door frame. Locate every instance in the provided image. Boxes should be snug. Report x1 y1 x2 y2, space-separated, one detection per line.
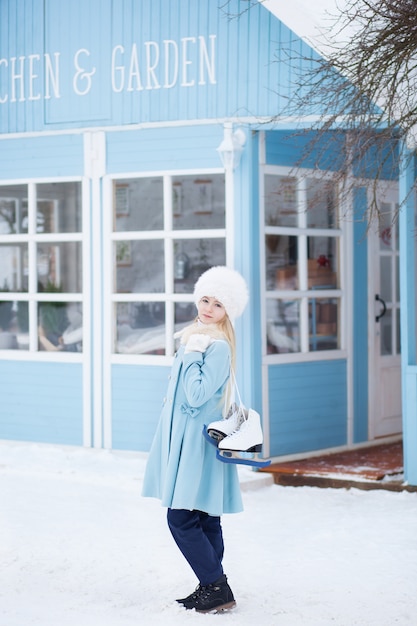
367 182 402 440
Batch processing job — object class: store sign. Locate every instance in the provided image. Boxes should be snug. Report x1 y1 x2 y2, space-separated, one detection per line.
0 35 217 104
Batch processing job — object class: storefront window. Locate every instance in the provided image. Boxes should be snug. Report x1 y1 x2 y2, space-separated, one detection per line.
112 173 226 356
36 182 82 233
114 178 163 232
264 172 342 357
37 242 82 293
0 185 29 234
115 240 165 293
0 181 83 352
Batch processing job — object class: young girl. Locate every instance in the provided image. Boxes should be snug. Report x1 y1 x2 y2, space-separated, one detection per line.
142 266 248 613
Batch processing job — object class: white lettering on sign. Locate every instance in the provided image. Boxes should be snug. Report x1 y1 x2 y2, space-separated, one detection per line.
110 35 217 93
0 34 216 106
73 49 96 96
0 52 61 103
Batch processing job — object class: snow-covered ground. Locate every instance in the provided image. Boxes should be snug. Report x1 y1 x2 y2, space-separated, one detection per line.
1 440 416 626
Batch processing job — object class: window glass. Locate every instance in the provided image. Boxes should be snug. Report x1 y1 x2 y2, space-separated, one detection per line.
112 173 226 356
0 300 28 349
266 235 298 290
0 180 83 354
264 173 342 357
175 302 197 328
115 302 165 355
113 178 163 232
0 185 28 234
306 179 337 229
266 299 300 354
0 243 28 291
309 297 339 351
38 302 83 352
307 237 339 289
264 175 297 228
379 203 392 250
380 310 392 356
174 238 226 293
380 256 392 302
37 242 82 293
172 174 225 230
115 240 164 293
36 182 82 233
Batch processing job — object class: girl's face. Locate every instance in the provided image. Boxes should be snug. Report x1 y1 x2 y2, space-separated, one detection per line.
197 296 226 325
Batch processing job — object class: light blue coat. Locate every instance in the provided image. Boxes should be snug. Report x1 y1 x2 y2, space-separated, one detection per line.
142 339 243 516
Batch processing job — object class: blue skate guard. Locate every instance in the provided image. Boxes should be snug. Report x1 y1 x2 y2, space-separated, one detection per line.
203 425 271 469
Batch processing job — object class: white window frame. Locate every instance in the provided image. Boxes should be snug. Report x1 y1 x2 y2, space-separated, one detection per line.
260 165 348 365
103 167 229 367
0 176 89 363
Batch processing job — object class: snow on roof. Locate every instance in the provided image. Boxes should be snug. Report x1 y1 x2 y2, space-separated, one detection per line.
260 0 351 56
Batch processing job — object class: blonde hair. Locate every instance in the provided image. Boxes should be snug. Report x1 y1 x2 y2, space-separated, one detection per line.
183 312 236 414
217 314 236 414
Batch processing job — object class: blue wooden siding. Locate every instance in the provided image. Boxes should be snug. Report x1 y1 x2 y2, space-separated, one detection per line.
44 0 112 125
0 134 84 178
353 188 369 442
0 361 83 445
268 360 347 456
265 130 346 171
111 364 170 451
0 0 316 133
106 125 223 173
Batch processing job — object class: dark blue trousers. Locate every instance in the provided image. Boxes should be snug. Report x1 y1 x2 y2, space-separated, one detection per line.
167 508 224 586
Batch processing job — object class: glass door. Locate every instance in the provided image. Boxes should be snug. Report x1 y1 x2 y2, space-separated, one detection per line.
369 186 402 438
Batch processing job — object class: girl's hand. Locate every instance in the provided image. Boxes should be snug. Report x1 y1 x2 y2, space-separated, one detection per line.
184 333 212 353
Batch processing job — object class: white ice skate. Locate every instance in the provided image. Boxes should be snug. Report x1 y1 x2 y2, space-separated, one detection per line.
206 403 246 442
217 409 271 468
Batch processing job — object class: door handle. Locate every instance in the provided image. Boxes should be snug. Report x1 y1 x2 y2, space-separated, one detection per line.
375 294 387 322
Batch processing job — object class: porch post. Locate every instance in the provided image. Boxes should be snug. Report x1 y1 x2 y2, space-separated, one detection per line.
399 144 417 486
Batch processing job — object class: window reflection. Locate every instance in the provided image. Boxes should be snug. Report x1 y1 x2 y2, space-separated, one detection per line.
309 297 339 351
306 179 337 229
266 235 298 290
37 242 82 293
116 302 165 355
112 174 226 356
266 299 300 354
0 243 28 292
0 185 28 234
0 300 28 349
38 302 83 352
36 182 82 233
307 238 338 289
115 240 164 293
113 178 164 232
172 174 225 230
174 238 226 293
264 175 297 228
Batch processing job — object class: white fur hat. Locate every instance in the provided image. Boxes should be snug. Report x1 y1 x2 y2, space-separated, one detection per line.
193 266 249 321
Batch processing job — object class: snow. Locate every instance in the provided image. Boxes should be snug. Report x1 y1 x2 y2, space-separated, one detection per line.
2 441 417 626
261 0 356 56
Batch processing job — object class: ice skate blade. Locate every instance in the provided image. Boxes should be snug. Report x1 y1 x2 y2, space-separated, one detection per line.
219 442 263 453
195 600 236 614
216 449 271 468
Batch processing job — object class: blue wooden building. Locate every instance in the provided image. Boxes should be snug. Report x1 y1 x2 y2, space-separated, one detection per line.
0 0 415 484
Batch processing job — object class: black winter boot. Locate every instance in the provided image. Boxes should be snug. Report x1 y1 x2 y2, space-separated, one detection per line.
191 575 236 613
176 584 202 608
